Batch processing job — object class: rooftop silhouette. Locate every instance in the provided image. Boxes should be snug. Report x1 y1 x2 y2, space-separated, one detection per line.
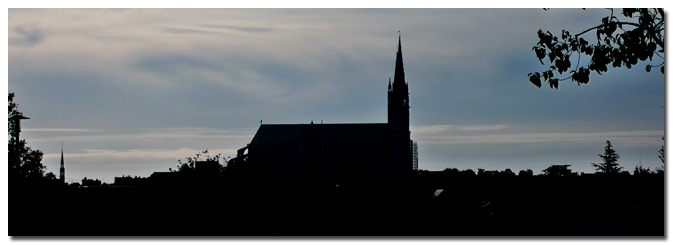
237 35 417 178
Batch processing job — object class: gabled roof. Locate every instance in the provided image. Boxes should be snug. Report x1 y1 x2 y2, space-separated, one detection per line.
250 123 389 144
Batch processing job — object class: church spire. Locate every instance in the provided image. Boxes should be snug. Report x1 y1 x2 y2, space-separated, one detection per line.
60 143 65 184
388 33 410 133
394 33 406 87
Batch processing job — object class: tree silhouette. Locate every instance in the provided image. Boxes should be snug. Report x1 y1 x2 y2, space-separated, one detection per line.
442 167 460 175
654 166 664 175
592 140 623 174
634 164 652 176
529 8 664 89
503 168 515 177
541 164 575 177
8 93 47 184
459 169 476 177
44 172 56 180
658 136 664 164
655 136 664 174
518 169 534 177
173 150 226 173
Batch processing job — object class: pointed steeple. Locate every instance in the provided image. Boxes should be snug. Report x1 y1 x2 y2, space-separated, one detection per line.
60 143 65 184
387 33 413 175
388 33 410 133
393 33 406 87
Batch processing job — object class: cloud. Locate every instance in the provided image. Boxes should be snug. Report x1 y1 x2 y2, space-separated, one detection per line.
44 147 237 163
413 125 663 147
30 127 257 144
131 54 222 77
161 24 274 36
9 25 45 46
162 27 219 35
411 124 510 135
197 24 273 33
23 128 103 133
457 125 510 131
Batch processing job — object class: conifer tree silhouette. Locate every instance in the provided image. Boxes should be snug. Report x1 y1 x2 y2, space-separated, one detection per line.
592 140 623 174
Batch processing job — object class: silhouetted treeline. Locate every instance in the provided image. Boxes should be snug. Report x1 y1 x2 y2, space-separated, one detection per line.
10 166 663 236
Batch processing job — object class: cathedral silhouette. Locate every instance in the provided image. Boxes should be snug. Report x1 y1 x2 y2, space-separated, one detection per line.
236 36 418 177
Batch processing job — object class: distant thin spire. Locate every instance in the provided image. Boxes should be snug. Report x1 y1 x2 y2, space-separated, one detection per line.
60 142 65 184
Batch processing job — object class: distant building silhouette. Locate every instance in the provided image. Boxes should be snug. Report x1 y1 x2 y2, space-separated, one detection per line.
113 175 147 187
81 177 102 187
241 36 417 177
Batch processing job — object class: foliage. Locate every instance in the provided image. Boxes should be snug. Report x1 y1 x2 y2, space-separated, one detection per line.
655 136 664 174
459 169 476 177
529 8 664 89
654 167 664 175
592 140 623 174
634 164 652 176
518 169 534 177
45 172 57 180
542 164 575 177
172 150 227 173
658 136 664 164
441 168 477 177
475 168 517 177
442 167 460 175
8 93 47 184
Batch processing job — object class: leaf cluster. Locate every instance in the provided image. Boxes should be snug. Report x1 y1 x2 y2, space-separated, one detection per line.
529 8 664 89
658 136 664 164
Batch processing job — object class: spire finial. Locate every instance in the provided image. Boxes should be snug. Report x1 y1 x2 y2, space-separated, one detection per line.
397 32 403 55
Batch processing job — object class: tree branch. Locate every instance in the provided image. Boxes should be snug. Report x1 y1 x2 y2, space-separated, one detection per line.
655 51 664 60
574 21 641 38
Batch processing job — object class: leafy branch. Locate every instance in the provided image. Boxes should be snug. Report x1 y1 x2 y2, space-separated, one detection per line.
528 8 664 89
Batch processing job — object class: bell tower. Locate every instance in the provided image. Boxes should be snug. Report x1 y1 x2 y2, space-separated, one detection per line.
388 34 410 135
387 34 413 174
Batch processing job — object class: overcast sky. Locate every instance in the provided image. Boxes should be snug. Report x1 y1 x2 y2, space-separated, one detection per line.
8 8 665 183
